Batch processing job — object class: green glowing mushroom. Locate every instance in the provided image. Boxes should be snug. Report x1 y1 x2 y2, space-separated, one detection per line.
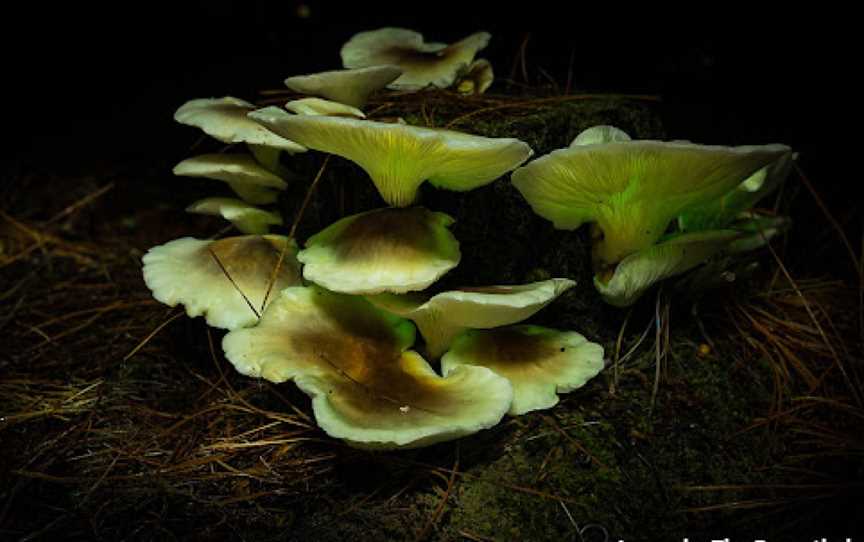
172 154 288 205
441 325 605 415
284 66 403 108
248 107 532 207
185 197 282 234
368 279 575 359
298 207 460 294
142 235 301 330
284 97 366 119
222 286 513 449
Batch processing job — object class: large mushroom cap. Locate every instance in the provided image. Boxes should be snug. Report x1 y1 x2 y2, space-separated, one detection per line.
298 207 460 294
341 28 491 90
185 197 282 234
594 230 741 307
368 278 576 358
222 286 513 449
248 107 532 207
142 235 301 330
441 325 605 415
284 66 402 108
174 97 306 153
512 132 789 269
173 154 287 204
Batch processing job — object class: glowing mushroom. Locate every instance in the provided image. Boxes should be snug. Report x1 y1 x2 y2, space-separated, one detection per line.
569 125 632 147
173 154 287 205
142 235 301 330
512 126 790 271
284 97 366 119
222 286 514 448
298 207 460 294
284 66 402 108
186 197 282 234
341 27 491 89
248 107 532 207
594 230 742 307
455 59 494 95
441 325 605 415
368 278 575 358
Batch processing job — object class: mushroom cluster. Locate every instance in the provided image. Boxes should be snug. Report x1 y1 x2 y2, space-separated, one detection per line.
141 28 792 448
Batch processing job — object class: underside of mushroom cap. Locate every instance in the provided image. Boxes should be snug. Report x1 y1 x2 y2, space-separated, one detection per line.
248 107 532 207
298 207 460 294
441 325 605 415
174 97 306 153
173 154 287 204
185 197 283 234
142 235 301 329
341 28 491 90
594 230 742 307
284 66 403 108
221 286 513 449
512 139 789 269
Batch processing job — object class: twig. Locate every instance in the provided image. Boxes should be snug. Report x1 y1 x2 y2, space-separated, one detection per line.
209 248 260 320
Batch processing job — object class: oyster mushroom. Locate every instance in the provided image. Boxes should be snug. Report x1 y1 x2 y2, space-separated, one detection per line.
284 66 403 108
185 197 282 234
173 154 287 205
455 59 494 95
284 97 366 119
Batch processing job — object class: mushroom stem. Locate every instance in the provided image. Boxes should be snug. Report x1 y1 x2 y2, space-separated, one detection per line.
248 144 287 177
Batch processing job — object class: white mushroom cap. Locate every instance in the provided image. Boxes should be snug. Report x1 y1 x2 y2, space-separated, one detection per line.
222 286 514 449
142 235 301 330
248 107 533 207
569 125 632 147
455 59 494 95
298 207 460 294
284 66 403 108
284 97 366 119
173 154 287 204
185 197 283 234
441 325 605 415
174 97 306 153
368 278 576 358
512 137 789 268
341 28 491 89
594 230 742 307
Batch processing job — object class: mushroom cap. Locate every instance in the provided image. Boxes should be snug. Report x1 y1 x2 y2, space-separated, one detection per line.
726 213 791 253
569 125 632 147
678 150 796 231
222 286 513 449
298 207 460 294
594 230 741 307
455 59 494 95
284 66 402 108
185 197 283 234
284 97 366 118
341 27 491 89
142 235 301 329
174 97 306 153
512 137 789 268
368 278 576 358
173 153 287 204
248 107 533 207
441 325 605 415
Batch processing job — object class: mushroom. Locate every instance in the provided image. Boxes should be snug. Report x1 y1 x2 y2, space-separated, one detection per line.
455 59 494 95
222 286 514 449
284 97 366 119
142 235 301 330
594 230 742 307
248 107 533 207
185 197 282 234
341 27 491 89
726 213 791 253
569 124 632 147
298 207 460 294
511 125 790 271
174 97 306 172
173 154 288 205
284 66 403 108
367 278 575 359
441 325 605 415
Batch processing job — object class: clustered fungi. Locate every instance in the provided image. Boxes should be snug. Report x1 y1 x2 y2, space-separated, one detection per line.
142 28 793 449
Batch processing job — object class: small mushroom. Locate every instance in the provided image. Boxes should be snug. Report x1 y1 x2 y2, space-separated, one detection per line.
284 97 366 118
512 125 789 271
569 125 632 147
185 197 282 234
368 279 575 358
142 235 301 330
441 325 604 415
594 230 742 307
726 213 791 253
248 107 532 207
299 207 460 294
173 154 287 205
284 66 403 108
455 59 494 95
341 27 491 89
222 286 514 449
